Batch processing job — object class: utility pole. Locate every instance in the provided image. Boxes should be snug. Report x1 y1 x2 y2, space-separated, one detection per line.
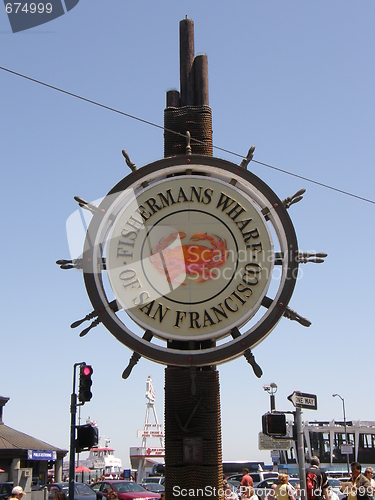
69 362 88 500
333 394 350 474
69 364 80 500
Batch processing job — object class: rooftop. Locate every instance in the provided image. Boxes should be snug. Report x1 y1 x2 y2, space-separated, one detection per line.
0 395 67 459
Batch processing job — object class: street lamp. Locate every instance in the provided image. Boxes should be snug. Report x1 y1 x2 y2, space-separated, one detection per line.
332 393 350 474
264 382 278 412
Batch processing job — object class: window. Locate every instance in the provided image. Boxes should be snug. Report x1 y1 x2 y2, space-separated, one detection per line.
309 431 330 462
75 484 91 495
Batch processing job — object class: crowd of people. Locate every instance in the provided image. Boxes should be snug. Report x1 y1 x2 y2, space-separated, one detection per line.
223 458 375 500
4 457 375 500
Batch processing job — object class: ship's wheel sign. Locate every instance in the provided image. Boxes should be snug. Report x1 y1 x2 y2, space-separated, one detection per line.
59 155 326 372
105 175 273 341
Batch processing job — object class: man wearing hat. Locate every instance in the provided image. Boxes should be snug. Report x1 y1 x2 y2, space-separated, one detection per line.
10 486 26 499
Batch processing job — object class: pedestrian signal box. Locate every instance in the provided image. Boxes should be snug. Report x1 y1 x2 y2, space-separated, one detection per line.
78 364 93 403
76 424 98 452
262 412 287 436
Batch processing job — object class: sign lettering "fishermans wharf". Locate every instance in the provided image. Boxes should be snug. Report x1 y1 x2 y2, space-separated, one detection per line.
106 176 273 340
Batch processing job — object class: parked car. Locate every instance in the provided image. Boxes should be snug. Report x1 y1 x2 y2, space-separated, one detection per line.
255 478 280 498
325 472 350 479
47 482 102 500
228 472 278 487
142 483 165 494
255 478 299 499
226 479 241 497
327 477 349 500
31 478 44 491
227 480 241 491
92 480 160 500
0 482 13 500
149 464 165 477
141 477 164 486
288 478 300 489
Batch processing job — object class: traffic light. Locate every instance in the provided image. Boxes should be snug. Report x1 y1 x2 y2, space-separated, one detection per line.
78 364 93 403
262 412 287 436
76 424 99 452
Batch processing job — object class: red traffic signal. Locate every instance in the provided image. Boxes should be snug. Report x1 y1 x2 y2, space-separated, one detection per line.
82 365 93 377
78 364 93 403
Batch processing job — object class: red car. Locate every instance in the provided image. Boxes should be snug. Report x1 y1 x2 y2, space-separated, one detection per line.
92 480 160 500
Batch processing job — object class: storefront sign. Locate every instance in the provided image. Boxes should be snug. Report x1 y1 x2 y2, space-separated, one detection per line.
27 450 56 460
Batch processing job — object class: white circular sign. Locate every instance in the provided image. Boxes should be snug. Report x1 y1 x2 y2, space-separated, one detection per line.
106 175 273 341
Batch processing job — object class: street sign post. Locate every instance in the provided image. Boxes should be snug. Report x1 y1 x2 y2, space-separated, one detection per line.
287 391 318 500
287 391 317 410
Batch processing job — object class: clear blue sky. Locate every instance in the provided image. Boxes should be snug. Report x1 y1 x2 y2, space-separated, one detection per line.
1 1 374 469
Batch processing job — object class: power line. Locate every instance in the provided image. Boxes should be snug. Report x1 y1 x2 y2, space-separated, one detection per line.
251 159 375 204
1 65 374 205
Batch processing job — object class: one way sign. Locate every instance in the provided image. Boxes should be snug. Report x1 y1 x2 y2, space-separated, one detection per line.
288 391 317 410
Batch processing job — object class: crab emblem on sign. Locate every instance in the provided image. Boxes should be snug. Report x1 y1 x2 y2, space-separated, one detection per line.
149 231 228 284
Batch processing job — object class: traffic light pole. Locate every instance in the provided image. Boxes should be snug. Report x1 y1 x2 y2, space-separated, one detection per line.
69 362 84 500
69 391 77 500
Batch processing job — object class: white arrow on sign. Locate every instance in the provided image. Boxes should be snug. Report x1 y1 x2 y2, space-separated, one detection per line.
287 391 317 410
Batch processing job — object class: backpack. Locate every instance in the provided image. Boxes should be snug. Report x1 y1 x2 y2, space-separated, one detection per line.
306 470 321 500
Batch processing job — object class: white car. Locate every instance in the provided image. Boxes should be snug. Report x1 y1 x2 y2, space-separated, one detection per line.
327 477 349 500
141 477 164 486
228 472 278 487
255 478 293 499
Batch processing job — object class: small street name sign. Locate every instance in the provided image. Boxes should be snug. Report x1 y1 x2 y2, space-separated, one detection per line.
287 391 317 410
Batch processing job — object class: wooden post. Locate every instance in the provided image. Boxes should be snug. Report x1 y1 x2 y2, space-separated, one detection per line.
166 90 180 108
164 18 222 500
179 17 195 106
194 54 209 106
164 368 222 500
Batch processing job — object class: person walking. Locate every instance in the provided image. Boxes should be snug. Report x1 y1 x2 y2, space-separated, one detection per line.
293 484 301 500
306 456 329 500
223 481 239 500
265 484 278 500
240 469 254 499
106 489 118 500
340 462 372 500
327 486 340 500
53 492 67 500
10 487 26 500
364 468 375 500
248 487 260 500
275 474 296 500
